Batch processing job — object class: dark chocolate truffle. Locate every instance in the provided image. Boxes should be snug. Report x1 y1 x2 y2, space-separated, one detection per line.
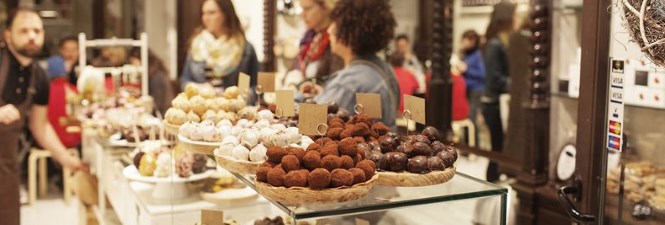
349 168 367 184
437 151 456 168
444 145 459 162
411 134 432 145
379 135 400 152
368 151 383 165
284 170 308 187
421 126 440 141
431 141 446 155
355 160 377 179
330 169 354 188
303 151 322 170
338 137 358 156
427 156 446 171
367 141 380 150
357 143 372 158
267 167 286 187
340 155 355 169
267 146 288 164
321 155 342 171
412 142 433 156
281 155 301 172
328 102 340 114
407 156 429 173
308 168 331 189
384 152 408 172
396 143 415 156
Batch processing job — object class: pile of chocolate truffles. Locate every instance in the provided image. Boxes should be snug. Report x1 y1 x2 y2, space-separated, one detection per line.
366 126 458 174
256 140 377 189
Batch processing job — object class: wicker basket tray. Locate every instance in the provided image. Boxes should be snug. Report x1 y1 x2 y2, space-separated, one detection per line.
214 150 263 174
177 135 220 155
163 121 180 135
376 167 456 187
255 175 378 206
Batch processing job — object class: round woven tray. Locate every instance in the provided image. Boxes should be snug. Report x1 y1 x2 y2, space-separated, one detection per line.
255 175 378 206
163 121 180 135
214 151 262 174
376 167 456 187
177 135 220 155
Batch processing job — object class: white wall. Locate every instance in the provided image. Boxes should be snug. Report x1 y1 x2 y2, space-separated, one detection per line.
233 0 265 63
144 0 178 79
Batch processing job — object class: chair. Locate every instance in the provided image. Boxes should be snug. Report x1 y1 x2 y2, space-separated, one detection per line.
27 148 79 205
452 118 476 147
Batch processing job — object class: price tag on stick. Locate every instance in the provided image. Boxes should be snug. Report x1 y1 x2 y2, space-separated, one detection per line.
298 103 328 136
257 72 276 92
403 94 426 124
238 72 251 94
201 209 224 225
275 90 295 117
355 93 382 118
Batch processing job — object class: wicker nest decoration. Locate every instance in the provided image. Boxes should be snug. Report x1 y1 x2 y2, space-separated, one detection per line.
621 0 665 67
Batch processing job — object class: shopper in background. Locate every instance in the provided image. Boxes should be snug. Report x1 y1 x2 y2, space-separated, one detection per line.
456 30 485 145
390 51 418 113
0 8 86 225
394 34 426 94
283 0 343 90
315 0 400 130
91 46 126 67
46 55 81 149
481 1 515 182
129 49 175 115
47 36 80 85
181 0 259 90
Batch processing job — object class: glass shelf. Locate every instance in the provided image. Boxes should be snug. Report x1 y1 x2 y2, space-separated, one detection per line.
231 171 508 222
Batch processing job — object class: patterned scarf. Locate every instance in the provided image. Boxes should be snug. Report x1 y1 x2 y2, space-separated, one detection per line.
191 30 245 78
298 30 331 72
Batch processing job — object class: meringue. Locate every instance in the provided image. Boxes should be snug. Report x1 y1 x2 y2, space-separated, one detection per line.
249 144 268 162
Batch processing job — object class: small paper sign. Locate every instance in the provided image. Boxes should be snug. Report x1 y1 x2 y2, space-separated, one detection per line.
238 72 251 94
355 218 370 225
275 90 295 117
201 209 224 225
404 94 426 124
298 103 328 135
258 72 276 92
355 93 382 118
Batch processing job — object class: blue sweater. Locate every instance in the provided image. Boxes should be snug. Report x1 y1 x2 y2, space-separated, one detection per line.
463 49 486 92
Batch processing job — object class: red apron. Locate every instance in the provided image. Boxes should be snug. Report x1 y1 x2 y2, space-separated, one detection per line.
0 46 37 225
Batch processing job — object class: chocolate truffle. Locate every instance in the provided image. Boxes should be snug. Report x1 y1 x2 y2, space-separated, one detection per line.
379 135 400 152
396 143 415 156
257 166 271 182
340 155 355 169
192 154 208 174
427 156 446 171
340 129 353 139
349 114 373 126
338 137 358 156
267 146 288 164
412 142 433 156
354 136 366 144
321 155 342 171
267 167 286 187
320 143 340 157
303 151 322 170
408 156 429 174
330 169 354 188
260 161 277 168
421 126 440 141
328 117 344 125
368 151 383 165
306 143 321 152
384 152 408 172
431 141 446 154
350 123 371 137
308 168 331 189
315 137 334 146
355 160 377 179
371 122 390 136
328 102 340 114
298 169 310 179
349 168 367 184
329 121 345 129
284 171 308 188
384 132 399 140
437 151 456 168
367 141 380 150
281 155 301 172
444 145 459 162
326 127 344 140
411 134 432 145
337 109 351 122
287 147 305 161
353 153 364 165
357 143 372 158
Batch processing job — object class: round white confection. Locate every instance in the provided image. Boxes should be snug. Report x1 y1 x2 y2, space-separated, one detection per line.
271 124 287 132
253 119 271 129
222 135 240 145
217 143 234 156
217 119 233 127
241 129 260 148
257 110 274 120
249 144 268 162
231 145 250 161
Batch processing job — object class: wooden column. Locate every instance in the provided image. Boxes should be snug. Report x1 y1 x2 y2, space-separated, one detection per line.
262 0 276 72
176 0 204 80
428 0 453 139
415 0 433 65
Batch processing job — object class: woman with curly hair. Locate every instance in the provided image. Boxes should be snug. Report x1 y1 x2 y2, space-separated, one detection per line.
314 0 400 129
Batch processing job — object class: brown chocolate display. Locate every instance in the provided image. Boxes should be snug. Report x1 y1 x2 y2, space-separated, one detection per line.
284 170 308 188
303 151 322 170
281 155 301 172
421 126 440 141
338 137 358 156
320 143 339 157
407 156 429 173
349 168 367 184
412 142 433 156
437 151 456 168
383 152 408 172
374 126 458 174
321 155 342 171
267 146 288 164
427 156 446 171
267 167 286 187
330 169 354 188
396 143 415 156
431 141 446 155
308 168 331 189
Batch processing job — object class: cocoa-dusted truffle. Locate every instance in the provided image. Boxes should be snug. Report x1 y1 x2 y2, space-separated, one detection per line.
329 121 345 129
384 152 408 172
308 168 331 189
411 134 432 145
315 137 334 146
408 156 429 174
350 123 371 137
298 169 310 179
437 151 456 168
357 143 372 158
328 117 345 126
355 160 377 179
354 136 366 144
349 114 373 126
371 122 390 136
257 166 271 182
326 127 344 140
349 168 367 184
340 155 355 169
287 147 305 162
267 167 286 187
330 169 354 187
338 137 358 156
306 143 321 152
303 151 322 170
340 129 353 139
427 156 446 171
379 135 400 152
267 146 288 163
321 155 342 171
353 153 364 165
412 142 433 156
320 143 339 157
260 161 278 169
431 141 446 155
396 143 415 156
284 170 308 188
281 155 301 172
421 126 440 141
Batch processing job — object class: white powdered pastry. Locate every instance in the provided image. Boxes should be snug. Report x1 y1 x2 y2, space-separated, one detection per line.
271 133 290 147
204 127 225 142
217 119 233 127
231 145 250 161
222 135 240 146
189 126 204 141
271 123 287 132
179 122 195 139
199 124 217 142
285 127 301 144
236 119 251 128
249 144 268 162
259 127 279 145
154 152 172 177
257 109 274 120
230 126 244 136
240 129 260 148
253 119 271 129
217 143 234 156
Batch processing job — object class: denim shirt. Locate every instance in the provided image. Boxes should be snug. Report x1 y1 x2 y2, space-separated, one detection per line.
180 41 259 90
314 55 400 130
